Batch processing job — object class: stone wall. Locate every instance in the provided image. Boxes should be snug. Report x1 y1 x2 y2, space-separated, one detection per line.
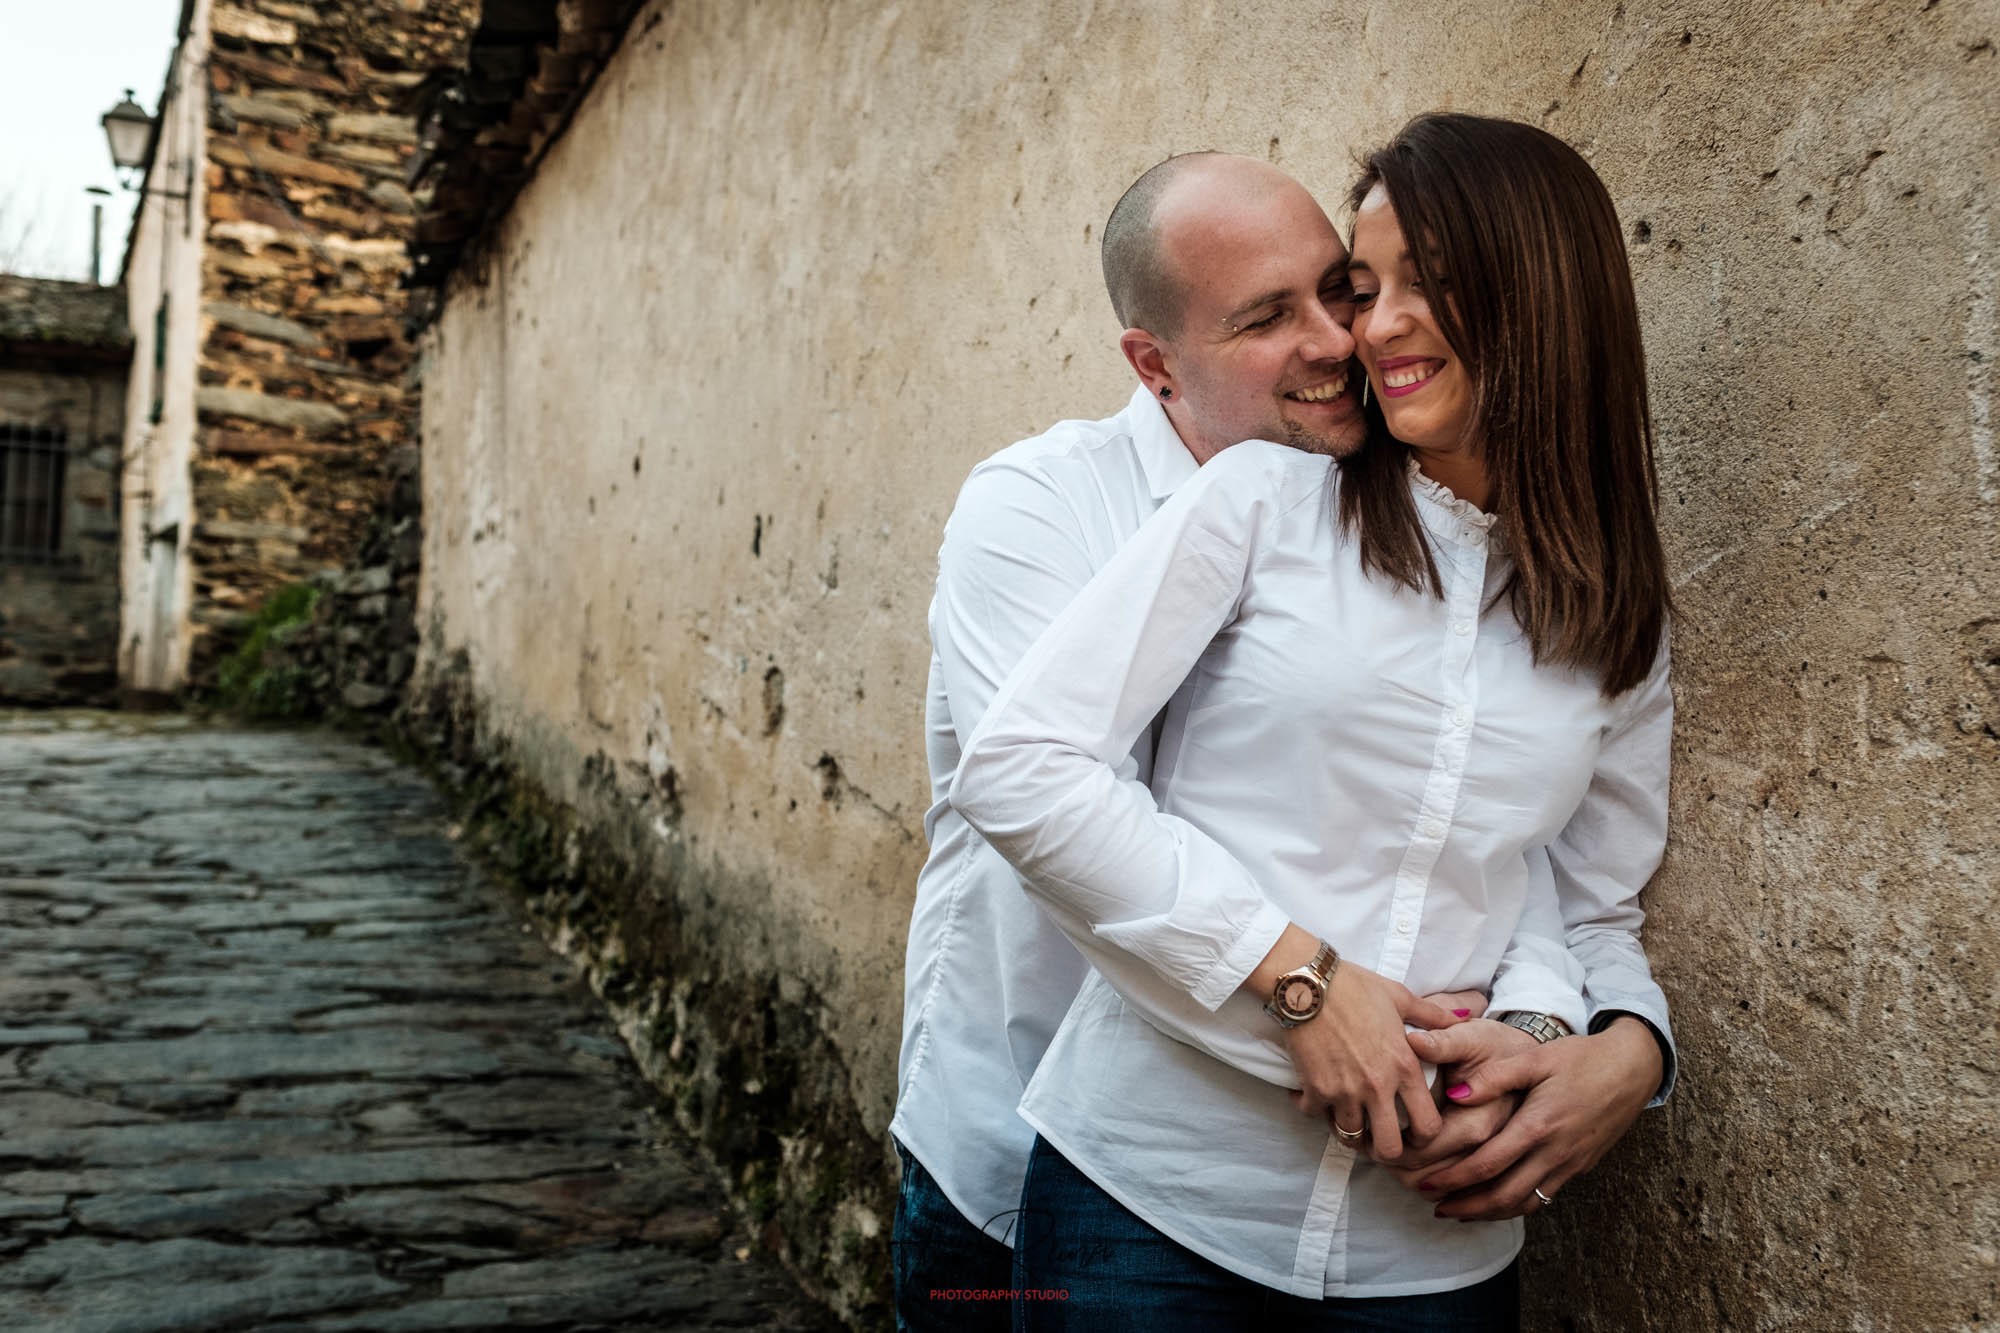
413 1 1999 1327
179 0 472 688
0 277 130 705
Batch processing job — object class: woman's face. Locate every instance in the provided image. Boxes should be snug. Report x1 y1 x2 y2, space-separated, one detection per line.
1348 184 1478 454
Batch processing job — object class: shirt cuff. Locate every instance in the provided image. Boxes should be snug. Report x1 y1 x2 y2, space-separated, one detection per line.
1194 900 1291 1013
1487 975 1590 1039
1588 1005 1678 1106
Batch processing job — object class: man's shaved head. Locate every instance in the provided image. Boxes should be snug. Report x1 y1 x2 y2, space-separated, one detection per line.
1101 152 1304 340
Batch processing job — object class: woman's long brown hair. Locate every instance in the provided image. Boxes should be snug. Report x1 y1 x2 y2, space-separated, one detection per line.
1341 113 1670 697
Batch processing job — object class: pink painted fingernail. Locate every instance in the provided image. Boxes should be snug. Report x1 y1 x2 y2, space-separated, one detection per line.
1453 1008 1471 1018
1445 1083 1471 1101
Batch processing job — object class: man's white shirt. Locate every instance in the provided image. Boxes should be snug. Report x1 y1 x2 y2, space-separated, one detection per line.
892 387 1198 1240
892 392 1672 1280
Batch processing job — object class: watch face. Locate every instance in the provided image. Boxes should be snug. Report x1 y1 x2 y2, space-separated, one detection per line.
1280 978 1318 1016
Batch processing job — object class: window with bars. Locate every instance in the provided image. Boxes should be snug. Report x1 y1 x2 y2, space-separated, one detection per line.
0 423 69 564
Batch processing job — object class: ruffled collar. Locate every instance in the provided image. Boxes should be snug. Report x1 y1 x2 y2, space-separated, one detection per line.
1405 456 1499 530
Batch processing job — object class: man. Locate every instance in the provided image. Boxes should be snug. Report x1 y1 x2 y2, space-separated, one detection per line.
889 152 1674 1328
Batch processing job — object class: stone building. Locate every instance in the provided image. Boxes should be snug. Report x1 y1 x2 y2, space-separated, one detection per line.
0 276 130 705
405 2 1999 1328
117 0 473 696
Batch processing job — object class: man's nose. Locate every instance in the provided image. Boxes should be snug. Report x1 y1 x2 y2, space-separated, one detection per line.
1300 297 1357 364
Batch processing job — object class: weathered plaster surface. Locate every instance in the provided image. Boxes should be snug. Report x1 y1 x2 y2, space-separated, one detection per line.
119 0 211 695
417 1 1998 1325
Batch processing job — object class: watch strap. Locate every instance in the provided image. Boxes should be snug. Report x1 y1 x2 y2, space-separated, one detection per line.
1264 940 1340 1028
1495 1010 1572 1044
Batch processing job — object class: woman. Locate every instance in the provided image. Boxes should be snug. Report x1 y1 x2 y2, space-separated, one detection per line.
949 113 1673 1327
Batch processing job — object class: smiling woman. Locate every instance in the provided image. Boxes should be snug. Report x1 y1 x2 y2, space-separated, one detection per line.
1341 113 1670 697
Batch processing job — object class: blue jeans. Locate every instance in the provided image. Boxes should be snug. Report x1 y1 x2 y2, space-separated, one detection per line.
893 1140 1015 1332
1012 1136 1520 1332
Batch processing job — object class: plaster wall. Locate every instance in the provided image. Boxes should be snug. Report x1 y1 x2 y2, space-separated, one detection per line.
119 0 210 694
417 1 1999 1325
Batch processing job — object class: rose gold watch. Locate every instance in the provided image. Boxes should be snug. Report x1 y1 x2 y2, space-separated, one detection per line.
1264 940 1340 1028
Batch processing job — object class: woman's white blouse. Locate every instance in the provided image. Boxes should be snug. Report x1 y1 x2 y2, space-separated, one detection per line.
950 440 1673 1298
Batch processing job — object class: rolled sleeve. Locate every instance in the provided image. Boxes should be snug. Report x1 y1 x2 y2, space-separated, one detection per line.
951 445 1299 1011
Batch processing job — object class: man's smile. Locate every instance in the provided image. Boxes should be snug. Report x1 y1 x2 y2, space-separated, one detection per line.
1285 375 1354 404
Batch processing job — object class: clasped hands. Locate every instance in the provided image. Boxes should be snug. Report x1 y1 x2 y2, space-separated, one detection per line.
1276 960 1662 1222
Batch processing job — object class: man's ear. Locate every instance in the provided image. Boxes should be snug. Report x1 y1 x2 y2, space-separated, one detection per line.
1119 329 1173 400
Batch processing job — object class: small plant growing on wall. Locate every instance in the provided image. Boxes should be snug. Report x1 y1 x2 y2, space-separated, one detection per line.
213 583 321 719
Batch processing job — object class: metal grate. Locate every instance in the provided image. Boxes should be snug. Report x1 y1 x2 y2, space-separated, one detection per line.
0 422 68 564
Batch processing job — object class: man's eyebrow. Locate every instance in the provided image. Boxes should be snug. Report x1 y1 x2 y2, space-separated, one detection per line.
1221 288 1293 324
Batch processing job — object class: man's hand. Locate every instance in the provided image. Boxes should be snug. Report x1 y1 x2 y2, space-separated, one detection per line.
1376 1018 1535 1178
1248 926 1465 1163
1403 1015 1664 1220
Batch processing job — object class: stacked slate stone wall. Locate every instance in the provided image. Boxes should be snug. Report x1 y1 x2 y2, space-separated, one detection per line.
187 0 472 692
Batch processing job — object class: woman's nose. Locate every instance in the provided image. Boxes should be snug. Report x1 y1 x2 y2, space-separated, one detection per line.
1361 291 1411 346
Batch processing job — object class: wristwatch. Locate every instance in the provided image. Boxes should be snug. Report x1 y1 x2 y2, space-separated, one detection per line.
1495 1010 1573 1044
1265 940 1340 1028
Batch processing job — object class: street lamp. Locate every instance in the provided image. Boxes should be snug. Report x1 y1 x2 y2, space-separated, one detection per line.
101 90 155 180
99 85 191 240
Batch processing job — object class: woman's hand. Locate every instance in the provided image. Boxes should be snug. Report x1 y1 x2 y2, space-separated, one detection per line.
1251 927 1464 1162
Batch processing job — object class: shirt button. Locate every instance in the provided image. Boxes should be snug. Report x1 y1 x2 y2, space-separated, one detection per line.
1466 530 1486 548
1453 620 1472 636
1451 709 1469 728
1396 918 1414 935
1422 818 1445 838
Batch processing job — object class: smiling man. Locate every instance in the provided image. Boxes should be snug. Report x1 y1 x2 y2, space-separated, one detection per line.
890 152 1374 1331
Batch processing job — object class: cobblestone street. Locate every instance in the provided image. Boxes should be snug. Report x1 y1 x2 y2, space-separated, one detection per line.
0 711 834 1332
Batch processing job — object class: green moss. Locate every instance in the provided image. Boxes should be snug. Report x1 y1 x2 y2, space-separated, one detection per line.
212 583 322 719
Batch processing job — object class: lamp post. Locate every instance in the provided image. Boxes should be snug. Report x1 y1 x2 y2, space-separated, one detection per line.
100 89 188 201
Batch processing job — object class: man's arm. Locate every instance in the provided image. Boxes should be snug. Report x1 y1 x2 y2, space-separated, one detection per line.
931 461 1102 753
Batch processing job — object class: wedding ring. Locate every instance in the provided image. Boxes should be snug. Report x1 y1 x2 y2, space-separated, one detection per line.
1333 1119 1365 1141
1532 1187 1555 1208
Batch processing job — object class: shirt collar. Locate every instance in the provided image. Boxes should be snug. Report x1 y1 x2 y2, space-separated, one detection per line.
1405 455 1506 553
1123 385 1200 500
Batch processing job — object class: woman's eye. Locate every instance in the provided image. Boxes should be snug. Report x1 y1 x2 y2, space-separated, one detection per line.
1352 290 1377 307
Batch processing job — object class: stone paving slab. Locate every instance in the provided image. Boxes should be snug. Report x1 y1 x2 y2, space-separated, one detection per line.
0 710 834 1332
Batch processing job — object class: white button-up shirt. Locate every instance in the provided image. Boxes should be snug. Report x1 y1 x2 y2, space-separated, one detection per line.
951 440 1677 1298
891 388 1197 1239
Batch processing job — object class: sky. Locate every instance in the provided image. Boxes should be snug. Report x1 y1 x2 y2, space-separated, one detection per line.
0 1 188 283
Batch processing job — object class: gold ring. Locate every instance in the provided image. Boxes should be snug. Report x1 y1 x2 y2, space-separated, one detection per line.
1333 1119 1365 1141
1533 1187 1554 1208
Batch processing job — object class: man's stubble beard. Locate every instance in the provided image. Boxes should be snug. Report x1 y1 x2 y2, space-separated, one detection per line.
1281 418 1367 461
